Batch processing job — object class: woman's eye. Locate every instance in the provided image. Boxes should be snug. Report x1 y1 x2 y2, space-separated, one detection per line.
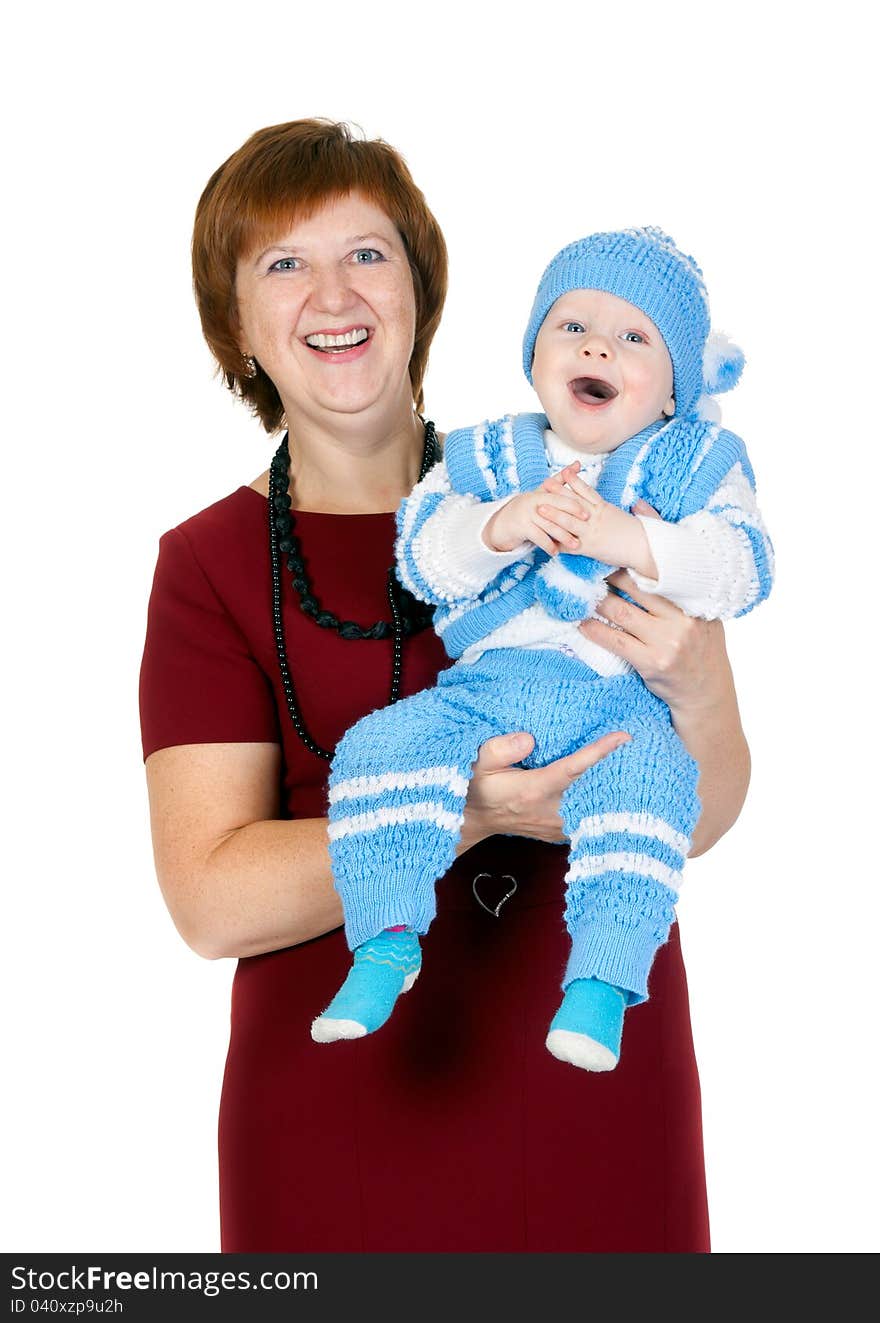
564 322 585 334
353 248 384 264
622 331 646 343
269 257 300 272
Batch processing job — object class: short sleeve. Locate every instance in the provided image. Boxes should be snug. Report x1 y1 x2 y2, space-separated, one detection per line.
139 526 280 760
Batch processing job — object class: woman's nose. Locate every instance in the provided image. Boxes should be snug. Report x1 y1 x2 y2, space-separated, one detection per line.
310 265 356 313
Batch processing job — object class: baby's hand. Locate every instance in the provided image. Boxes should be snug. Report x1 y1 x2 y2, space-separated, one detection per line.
537 469 657 575
483 463 591 554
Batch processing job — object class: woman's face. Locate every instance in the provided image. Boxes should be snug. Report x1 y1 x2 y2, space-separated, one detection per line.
235 191 417 427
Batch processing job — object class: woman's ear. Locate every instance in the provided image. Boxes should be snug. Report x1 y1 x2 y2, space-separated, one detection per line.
230 300 249 357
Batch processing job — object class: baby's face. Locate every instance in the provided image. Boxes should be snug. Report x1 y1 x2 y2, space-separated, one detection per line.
531 289 675 453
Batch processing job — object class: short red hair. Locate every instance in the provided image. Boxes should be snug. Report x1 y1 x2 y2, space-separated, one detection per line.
192 119 448 432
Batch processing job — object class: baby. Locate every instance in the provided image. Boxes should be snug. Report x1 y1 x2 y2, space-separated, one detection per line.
312 227 774 1071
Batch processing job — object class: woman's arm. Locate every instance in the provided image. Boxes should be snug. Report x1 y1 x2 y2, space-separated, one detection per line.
146 731 628 961
578 567 750 857
145 742 342 960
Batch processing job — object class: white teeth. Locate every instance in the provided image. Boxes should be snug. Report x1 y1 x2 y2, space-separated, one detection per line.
305 328 369 349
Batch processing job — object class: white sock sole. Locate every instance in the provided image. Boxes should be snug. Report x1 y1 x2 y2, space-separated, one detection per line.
545 1028 618 1072
310 968 420 1043
311 1017 367 1043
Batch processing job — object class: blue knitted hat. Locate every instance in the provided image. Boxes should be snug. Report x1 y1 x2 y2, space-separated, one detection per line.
522 227 743 420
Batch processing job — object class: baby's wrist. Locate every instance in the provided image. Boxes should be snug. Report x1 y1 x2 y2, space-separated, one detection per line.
482 510 504 551
621 513 658 579
483 505 520 552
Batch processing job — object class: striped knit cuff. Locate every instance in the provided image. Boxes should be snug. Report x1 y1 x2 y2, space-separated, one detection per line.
445 496 531 573
630 513 754 619
444 425 495 499
407 494 529 602
342 884 439 952
563 915 674 1006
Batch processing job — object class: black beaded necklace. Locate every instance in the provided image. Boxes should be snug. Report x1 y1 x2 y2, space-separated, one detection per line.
268 419 439 760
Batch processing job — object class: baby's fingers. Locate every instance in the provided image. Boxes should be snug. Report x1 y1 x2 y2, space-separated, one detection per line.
561 473 601 505
530 512 580 552
537 503 588 540
541 475 595 514
524 519 566 555
540 462 580 493
535 492 590 520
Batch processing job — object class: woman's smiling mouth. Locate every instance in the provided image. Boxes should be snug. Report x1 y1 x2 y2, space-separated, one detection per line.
304 326 371 355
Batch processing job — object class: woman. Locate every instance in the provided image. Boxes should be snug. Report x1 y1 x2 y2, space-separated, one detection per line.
140 119 750 1252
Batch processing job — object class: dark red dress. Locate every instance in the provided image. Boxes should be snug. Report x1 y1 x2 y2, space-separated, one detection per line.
139 485 710 1252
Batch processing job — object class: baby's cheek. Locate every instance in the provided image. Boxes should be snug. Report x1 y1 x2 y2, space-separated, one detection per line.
628 370 655 401
631 368 671 412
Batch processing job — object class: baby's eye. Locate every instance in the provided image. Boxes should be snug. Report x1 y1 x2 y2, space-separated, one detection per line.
564 321 585 334
269 257 300 272
622 331 646 343
353 248 384 264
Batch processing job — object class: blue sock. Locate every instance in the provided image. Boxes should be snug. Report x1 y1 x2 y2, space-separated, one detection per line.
311 929 421 1043
545 977 627 1072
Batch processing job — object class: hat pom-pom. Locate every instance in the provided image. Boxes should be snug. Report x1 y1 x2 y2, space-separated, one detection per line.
695 394 722 423
703 331 744 395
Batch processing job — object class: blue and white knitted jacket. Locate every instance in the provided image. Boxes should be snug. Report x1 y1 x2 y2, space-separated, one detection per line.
395 412 774 660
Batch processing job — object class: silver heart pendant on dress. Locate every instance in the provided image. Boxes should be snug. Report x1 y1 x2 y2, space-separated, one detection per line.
471 872 518 917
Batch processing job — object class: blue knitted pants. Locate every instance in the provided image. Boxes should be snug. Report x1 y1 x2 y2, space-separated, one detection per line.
328 649 700 1004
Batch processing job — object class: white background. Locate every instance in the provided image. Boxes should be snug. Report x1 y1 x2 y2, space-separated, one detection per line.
3 0 877 1253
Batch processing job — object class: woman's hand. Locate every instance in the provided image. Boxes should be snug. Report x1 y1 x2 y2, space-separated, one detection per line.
577 499 731 716
575 500 751 857
580 571 729 713
458 728 631 852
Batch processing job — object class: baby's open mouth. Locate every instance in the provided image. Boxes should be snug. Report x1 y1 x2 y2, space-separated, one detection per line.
570 377 619 404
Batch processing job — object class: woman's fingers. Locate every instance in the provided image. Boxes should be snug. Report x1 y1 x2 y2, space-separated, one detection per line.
471 731 535 772
469 729 631 845
473 729 628 782
578 570 712 704
578 574 662 662
578 614 650 668
602 570 681 619
592 584 659 644
521 731 631 843
532 731 631 793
